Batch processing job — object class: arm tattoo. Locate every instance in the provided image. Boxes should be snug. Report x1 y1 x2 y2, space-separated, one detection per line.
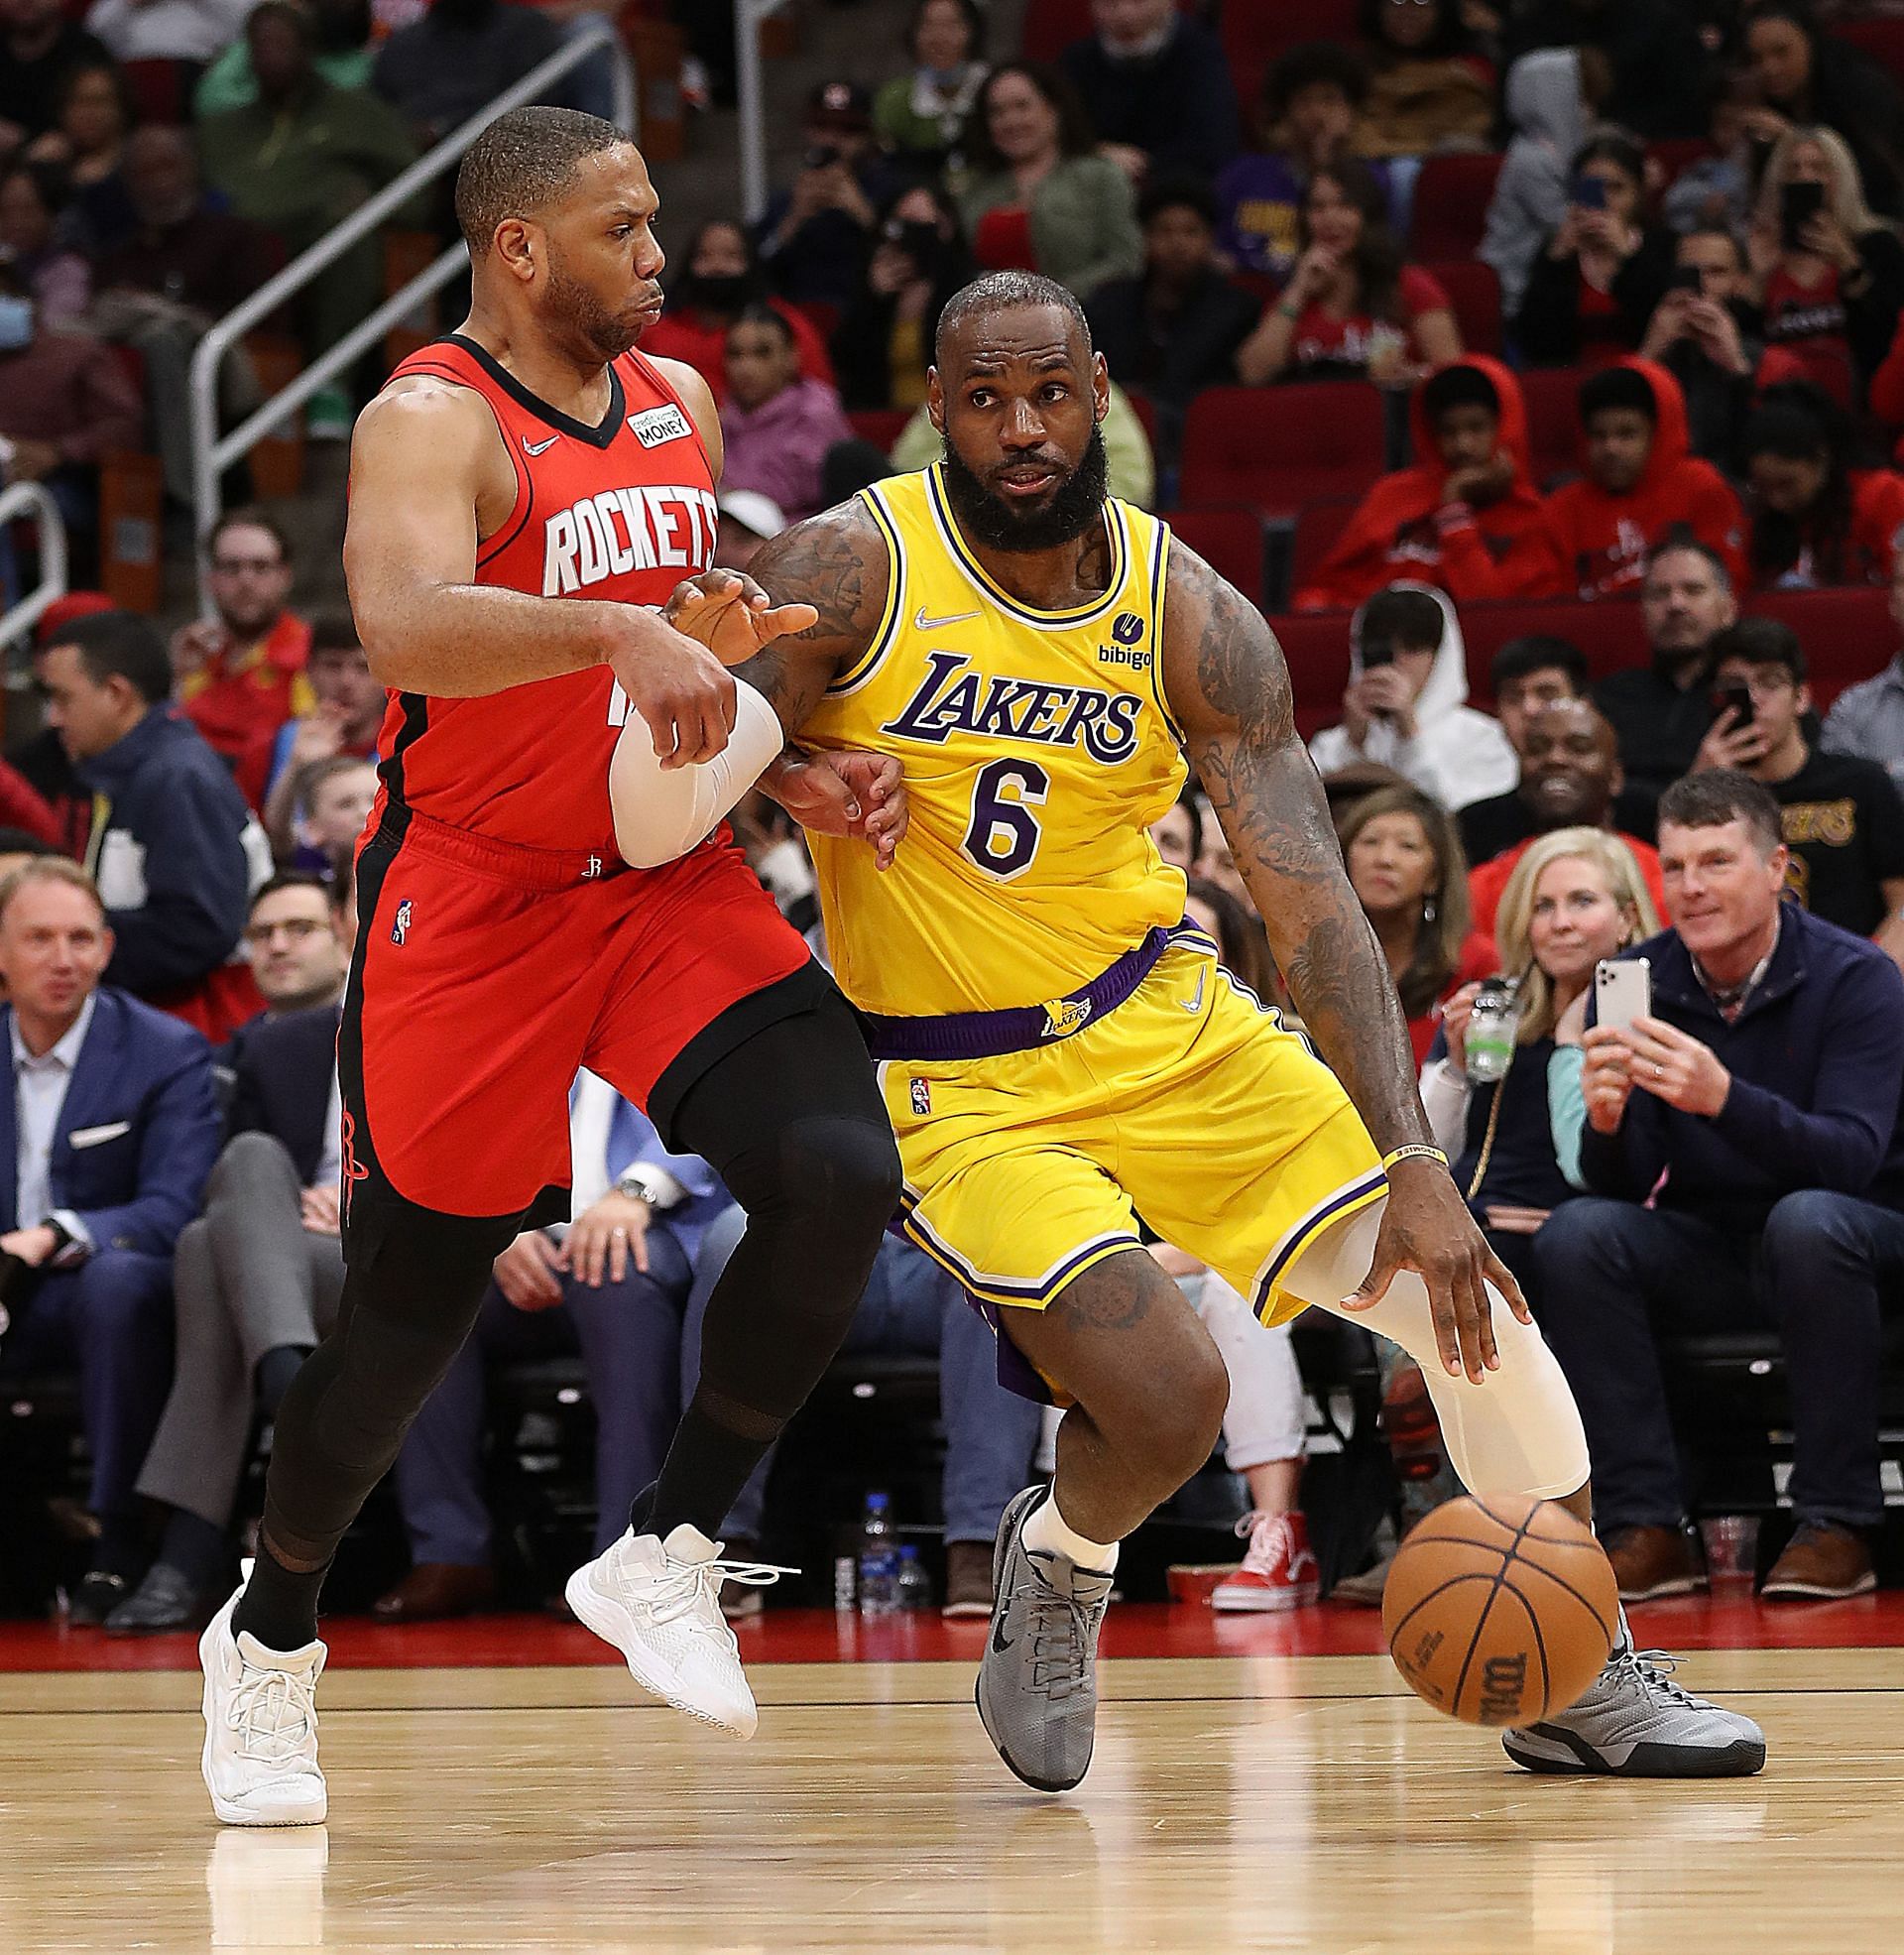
1163 545 1433 1155
732 501 889 739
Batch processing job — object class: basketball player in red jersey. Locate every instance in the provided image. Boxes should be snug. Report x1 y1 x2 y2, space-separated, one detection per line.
199 107 908 1828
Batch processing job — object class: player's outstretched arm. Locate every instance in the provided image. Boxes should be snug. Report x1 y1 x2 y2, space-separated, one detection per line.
1161 544 1529 1384
344 377 736 766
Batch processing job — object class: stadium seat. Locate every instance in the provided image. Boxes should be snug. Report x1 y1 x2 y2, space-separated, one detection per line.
1164 504 1269 608
848 409 911 455
1287 495 1362 596
1753 584 1892 711
1221 0 1360 134
1408 153 1503 263
1422 259 1501 356
1179 383 1385 514
1838 17 1904 89
1517 364 1590 486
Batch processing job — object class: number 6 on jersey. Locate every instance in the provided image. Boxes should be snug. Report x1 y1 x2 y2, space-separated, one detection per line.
963 758 1049 880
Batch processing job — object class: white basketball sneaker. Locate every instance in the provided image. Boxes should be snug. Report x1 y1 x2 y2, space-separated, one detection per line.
565 1526 789 1739
199 1583 328 1826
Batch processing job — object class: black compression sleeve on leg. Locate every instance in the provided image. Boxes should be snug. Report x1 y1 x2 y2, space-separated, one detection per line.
642 991 898 1540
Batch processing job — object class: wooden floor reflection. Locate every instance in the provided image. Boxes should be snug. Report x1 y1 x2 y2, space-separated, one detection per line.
2 1648 1899 1953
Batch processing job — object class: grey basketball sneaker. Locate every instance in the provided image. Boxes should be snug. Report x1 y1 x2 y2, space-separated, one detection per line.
975 1486 1116 1793
1502 1612 1766 1777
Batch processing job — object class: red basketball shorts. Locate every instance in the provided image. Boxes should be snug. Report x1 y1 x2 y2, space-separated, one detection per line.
339 807 816 1219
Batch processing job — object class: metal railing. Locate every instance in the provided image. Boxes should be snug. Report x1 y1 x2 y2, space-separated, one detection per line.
737 0 794 224
0 482 68 669
187 17 636 605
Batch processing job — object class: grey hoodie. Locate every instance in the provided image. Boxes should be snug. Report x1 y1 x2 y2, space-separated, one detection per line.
1480 49 1589 319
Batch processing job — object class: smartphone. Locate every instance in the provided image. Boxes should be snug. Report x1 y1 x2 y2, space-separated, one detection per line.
1711 678 1755 727
1595 958 1652 1033
1573 174 1608 211
1780 179 1825 248
1668 263 1704 294
1359 637 1396 671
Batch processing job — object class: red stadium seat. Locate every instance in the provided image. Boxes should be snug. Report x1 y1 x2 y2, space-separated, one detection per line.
1179 383 1386 515
1422 259 1501 356
1517 365 1591 486
1288 495 1362 596
1409 154 1503 263
1753 584 1892 712
1221 0 1360 135
848 409 910 455
1838 18 1904 90
1165 504 1269 608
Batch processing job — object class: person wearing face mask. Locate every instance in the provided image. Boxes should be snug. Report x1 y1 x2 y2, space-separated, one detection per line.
872 0 990 171
639 216 833 401
1309 584 1518 812
831 183 975 412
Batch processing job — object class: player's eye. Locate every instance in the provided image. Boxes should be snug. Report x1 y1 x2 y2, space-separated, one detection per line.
968 389 994 407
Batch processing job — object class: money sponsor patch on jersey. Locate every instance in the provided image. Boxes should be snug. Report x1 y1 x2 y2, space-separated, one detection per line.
628 403 693 448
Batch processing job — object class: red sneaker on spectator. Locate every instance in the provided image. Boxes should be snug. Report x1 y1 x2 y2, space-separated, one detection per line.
1211 1512 1319 1614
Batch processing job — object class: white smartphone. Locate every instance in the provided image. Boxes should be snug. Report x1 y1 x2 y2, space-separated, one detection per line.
1595 957 1651 1032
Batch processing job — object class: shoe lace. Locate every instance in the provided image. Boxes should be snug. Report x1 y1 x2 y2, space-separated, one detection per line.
1011 1578 1098 1694
1614 1645 1703 1710
649 1552 798 1631
227 1660 317 1768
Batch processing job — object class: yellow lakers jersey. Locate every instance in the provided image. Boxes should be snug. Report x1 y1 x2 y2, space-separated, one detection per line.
802 463 1187 1017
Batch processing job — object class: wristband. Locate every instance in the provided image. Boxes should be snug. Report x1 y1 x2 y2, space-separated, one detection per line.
1380 1145 1449 1173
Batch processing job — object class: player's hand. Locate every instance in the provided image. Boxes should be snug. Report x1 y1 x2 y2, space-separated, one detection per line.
664 568 819 670
560 1193 650 1287
1341 1159 1531 1383
767 748 908 870
493 1230 564 1310
1622 1013 1731 1117
609 612 738 770
299 1183 341 1235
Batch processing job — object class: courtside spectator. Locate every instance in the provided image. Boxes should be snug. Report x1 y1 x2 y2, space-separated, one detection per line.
958 63 1140 300
171 509 311 773
1697 618 1904 962
193 0 371 114
756 79 900 310
720 306 853 526
1422 826 1658 1291
1295 358 1561 611
1058 0 1239 183
232 873 349 1021
12 592 116 854
831 183 974 413
39 610 267 1038
1480 47 1606 320
28 59 133 251
1339 782 1494 1064
1538 361 1746 598
380 1077 730 1622
0 0 110 151
1514 133 1675 367
1593 541 1733 830
1741 384 1904 589
252 608 378 811
196 0 416 437
0 160 89 324
270 754 375 875
1149 793 1200 875
1538 768 1904 1602
1460 635 1590 862
640 218 832 401
0 857 219 1625
113 977 344 1631
1215 42 1378 282
1084 174 1256 433
1359 0 1492 159
872 0 989 171
1639 228 1762 467
1750 125 1904 403
1466 700 1664 932
1500 0 1707 140
1822 554 1904 794
371 0 561 148
1742 1 1904 220
1310 584 1517 812
1237 158 1458 387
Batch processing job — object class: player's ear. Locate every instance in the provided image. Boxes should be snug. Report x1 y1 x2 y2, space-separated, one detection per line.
493 217 537 287
1092 351 1110 422
926 366 945 435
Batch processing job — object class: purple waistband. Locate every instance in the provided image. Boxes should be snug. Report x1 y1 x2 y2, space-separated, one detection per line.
864 923 1200 1063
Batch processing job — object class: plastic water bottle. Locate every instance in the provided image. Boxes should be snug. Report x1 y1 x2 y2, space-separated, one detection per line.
857 1492 898 1616
895 1543 932 1613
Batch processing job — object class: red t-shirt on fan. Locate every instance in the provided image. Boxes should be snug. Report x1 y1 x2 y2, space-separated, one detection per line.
365 333 720 855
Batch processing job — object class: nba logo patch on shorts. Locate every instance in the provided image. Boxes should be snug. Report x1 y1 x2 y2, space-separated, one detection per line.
909 1077 931 1116
391 898 413 946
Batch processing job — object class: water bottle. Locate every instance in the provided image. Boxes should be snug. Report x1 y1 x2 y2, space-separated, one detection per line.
1464 977 1521 1084
895 1543 932 1613
857 1491 898 1617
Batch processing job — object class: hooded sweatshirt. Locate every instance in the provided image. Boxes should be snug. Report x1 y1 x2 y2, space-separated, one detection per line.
1479 50 1588 320
1307 583 1519 811
1537 359 1747 600
1295 357 1563 611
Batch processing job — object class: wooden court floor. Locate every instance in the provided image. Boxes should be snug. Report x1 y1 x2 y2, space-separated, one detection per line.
3 1636 1903 1954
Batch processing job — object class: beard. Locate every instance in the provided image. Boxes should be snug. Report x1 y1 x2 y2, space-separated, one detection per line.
939 425 1111 553
544 258 644 363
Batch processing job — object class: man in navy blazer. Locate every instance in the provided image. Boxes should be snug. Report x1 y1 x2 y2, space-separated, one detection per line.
0 858 220 1623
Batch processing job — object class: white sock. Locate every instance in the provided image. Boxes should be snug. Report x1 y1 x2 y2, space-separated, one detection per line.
1021 1488 1120 1573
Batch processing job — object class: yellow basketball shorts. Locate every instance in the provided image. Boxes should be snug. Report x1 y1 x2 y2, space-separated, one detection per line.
882 941 1385 1329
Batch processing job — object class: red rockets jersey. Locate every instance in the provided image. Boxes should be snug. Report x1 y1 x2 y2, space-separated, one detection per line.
365 333 720 852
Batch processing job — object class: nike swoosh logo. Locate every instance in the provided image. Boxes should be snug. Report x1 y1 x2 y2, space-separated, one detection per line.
915 605 980 632
524 434 559 456
1181 966 1207 1015
991 1613 1014 1655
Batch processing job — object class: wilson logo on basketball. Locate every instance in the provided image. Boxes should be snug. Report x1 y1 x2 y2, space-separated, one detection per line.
1478 1653 1529 1725
540 485 719 596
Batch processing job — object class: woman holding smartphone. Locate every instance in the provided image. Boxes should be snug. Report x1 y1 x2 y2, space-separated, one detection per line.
1419 827 1659 1294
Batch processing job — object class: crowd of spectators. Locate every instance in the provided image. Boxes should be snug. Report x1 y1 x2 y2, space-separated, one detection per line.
3 0 1904 1627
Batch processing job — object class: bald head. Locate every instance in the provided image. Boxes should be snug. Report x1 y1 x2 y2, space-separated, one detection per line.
455 106 634 259
1520 698 1622 829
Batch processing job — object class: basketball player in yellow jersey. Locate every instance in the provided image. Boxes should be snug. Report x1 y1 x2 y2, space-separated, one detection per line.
661 273 1765 1788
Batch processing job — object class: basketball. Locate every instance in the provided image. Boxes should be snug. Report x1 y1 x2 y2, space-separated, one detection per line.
1382 1496 1620 1726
